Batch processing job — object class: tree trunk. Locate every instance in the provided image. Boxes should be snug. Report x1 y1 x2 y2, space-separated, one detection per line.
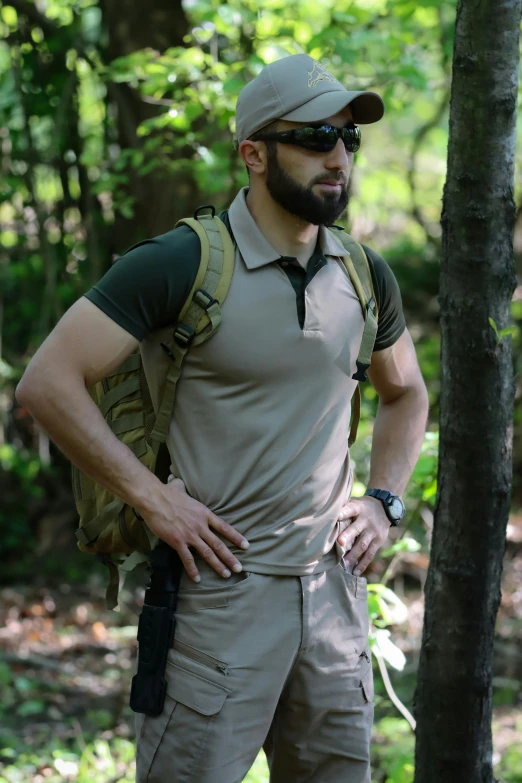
413 2 521 782
99 0 200 249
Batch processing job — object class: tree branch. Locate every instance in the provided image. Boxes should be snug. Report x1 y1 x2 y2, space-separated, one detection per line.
373 642 417 731
407 87 450 245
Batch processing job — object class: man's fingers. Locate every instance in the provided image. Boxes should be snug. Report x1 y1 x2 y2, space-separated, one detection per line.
209 511 249 551
151 484 249 581
338 500 362 521
338 523 364 549
353 543 380 575
338 506 356 522
177 544 201 583
346 534 373 565
168 476 186 491
200 530 244 574
193 538 234 579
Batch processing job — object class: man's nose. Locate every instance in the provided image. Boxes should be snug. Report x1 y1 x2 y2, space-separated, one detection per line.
324 137 352 172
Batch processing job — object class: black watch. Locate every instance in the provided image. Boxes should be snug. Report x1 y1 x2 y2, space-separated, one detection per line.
364 488 406 526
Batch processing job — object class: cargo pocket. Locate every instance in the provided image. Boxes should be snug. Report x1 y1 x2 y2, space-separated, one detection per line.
337 563 370 647
176 571 253 613
340 561 368 600
136 662 230 783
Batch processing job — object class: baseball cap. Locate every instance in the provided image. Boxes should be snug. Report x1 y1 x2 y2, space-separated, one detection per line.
234 54 385 149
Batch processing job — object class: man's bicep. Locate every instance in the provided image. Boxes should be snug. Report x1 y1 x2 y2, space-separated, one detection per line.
367 329 426 404
20 298 139 391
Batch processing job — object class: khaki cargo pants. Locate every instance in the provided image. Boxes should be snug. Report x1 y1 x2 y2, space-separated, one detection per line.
135 558 374 783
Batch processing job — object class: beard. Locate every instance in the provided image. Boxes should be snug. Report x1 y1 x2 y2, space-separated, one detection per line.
264 144 351 226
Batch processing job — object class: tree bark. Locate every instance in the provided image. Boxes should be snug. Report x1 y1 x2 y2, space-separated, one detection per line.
99 0 200 249
413 2 521 782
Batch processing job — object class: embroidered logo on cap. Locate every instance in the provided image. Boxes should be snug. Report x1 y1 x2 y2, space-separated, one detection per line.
308 62 339 89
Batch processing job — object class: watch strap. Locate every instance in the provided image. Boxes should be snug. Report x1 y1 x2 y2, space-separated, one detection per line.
364 488 404 526
365 488 392 503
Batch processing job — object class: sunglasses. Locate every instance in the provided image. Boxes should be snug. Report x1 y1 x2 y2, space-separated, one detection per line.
250 123 361 153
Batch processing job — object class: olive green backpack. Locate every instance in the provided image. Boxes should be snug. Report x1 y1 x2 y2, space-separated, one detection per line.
72 206 378 608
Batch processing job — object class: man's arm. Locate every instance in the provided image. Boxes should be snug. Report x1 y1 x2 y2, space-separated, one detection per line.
16 298 248 581
365 327 429 495
337 329 429 574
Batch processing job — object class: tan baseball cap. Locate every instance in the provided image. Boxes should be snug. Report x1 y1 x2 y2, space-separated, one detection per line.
234 54 385 149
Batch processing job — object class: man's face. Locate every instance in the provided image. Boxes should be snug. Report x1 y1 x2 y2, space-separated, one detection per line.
264 107 355 226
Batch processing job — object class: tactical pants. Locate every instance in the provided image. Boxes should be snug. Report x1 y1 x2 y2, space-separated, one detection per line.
135 558 374 783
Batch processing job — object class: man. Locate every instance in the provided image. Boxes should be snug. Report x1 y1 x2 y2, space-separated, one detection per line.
16 54 429 782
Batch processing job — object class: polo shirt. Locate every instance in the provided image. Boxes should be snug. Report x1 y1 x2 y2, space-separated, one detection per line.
85 187 406 575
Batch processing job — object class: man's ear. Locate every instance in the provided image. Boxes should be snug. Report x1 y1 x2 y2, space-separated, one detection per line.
238 139 267 176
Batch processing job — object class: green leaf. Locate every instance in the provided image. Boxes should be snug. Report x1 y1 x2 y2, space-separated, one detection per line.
488 316 499 335
119 202 135 220
372 629 407 671
368 584 409 626
498 326 518 339
16 700 45 717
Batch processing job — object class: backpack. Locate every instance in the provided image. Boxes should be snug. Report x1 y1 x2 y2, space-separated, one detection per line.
72 205 378 608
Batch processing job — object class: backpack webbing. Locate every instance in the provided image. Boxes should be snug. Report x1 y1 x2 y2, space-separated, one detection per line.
149 213 235 445
327 229 379 446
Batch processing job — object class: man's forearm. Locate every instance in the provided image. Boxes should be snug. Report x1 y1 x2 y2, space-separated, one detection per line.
16 373 164 517
367 385 429 496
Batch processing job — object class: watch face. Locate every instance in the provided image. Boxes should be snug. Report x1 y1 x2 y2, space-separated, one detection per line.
389 497 405 520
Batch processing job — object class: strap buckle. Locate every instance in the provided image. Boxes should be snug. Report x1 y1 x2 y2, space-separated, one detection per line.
194 289 218 310
174 324 195 347
194 205 216 220
352 360 370 383
168 290 219 352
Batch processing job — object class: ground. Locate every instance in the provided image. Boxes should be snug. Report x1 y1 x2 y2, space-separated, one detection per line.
1 540 521 783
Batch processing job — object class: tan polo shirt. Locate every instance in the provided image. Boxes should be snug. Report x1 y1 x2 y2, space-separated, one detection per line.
147 187 365 575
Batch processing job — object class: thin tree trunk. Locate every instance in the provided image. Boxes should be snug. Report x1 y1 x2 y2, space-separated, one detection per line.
413 1 521 782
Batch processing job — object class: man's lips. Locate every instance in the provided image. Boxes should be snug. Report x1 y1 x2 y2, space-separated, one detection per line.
318 181 343 189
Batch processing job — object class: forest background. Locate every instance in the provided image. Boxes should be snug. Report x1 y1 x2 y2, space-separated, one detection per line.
0 0 521 781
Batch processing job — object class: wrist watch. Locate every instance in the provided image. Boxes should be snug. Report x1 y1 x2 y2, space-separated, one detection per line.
364 488 406 526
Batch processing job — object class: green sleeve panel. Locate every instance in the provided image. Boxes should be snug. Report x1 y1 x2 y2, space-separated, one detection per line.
83 226 201 341
361 243 407 352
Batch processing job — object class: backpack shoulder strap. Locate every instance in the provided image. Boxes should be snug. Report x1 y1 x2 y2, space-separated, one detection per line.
333 230 379 378
149 211 235 445
328 229 379 447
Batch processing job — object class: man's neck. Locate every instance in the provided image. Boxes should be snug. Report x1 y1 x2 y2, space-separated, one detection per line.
245 187 319 268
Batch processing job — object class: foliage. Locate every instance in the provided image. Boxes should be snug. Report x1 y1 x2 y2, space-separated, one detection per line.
0 0 521 780
0 738 135 783
2 0 521 551
0 0 464 363
489 315 520 345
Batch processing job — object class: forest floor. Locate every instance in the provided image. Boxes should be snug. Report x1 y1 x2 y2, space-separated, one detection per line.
0 539 521 783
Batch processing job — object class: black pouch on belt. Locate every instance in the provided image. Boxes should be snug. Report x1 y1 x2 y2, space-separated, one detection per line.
130 540 183 716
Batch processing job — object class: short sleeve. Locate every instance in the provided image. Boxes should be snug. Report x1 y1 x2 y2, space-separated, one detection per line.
361 243 407 352
84 226 201 341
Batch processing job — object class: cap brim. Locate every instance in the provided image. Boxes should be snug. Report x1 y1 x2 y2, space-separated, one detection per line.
280 90 384 125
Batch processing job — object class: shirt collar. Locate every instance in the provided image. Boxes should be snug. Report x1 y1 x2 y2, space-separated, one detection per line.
228 186 350 270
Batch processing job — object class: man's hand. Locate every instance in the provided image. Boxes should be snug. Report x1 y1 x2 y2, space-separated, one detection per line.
336 496 390 576
142 477 249 584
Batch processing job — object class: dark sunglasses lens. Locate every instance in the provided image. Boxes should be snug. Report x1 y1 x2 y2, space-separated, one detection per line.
343 126 361 152
294 125 361 152
294 126 337 151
